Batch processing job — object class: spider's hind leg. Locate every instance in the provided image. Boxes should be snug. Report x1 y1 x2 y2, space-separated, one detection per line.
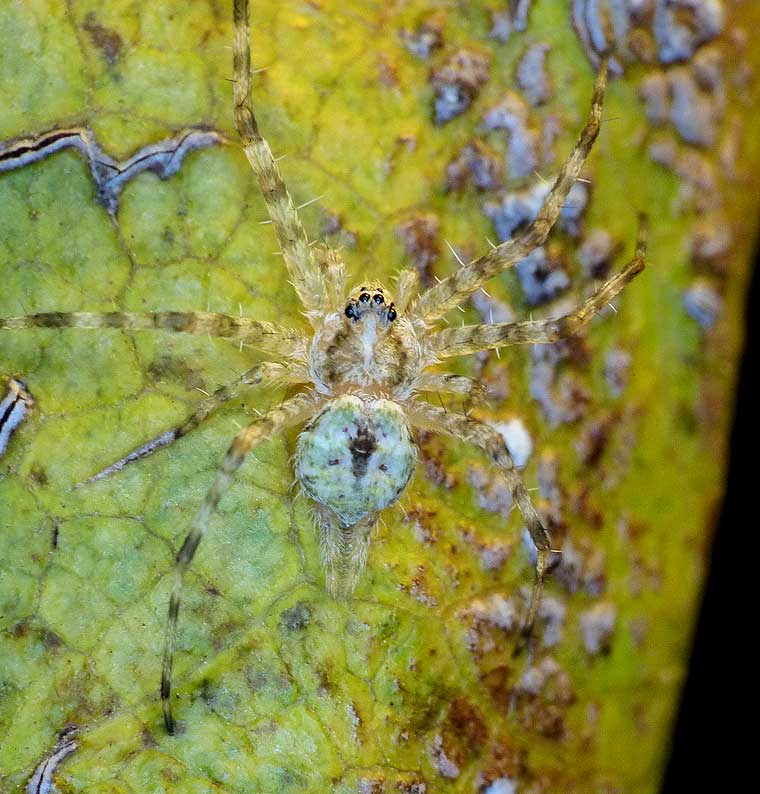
407 400 551 641
161 391 320 734
81 360 306 484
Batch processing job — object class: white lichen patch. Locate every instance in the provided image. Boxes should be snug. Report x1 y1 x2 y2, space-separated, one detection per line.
494 418 533 469
580 601 617 654
483 779 517 794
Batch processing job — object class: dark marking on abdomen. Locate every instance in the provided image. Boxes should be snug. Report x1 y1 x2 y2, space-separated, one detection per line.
349 426 377 479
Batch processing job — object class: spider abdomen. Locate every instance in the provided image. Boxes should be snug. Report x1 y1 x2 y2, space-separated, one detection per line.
295 394 416 526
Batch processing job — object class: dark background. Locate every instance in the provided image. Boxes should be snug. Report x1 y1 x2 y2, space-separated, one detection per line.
660 244 758 791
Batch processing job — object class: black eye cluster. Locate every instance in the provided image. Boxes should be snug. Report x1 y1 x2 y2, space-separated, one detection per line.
345 287 397 322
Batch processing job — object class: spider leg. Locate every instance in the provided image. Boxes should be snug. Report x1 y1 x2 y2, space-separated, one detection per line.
394 269 420 315
428 219 647 358
81 361 306 484
232 0 327 323
406 399 550 640
412 372 487 403
315 506 375 596
313 243 347 312
161 390 320 734
411 59 609 326
0 311 306 357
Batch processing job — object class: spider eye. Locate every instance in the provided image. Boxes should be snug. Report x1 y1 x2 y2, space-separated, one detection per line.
387 307 397 321
373 293 384 304
359 292 370 303
345 304 358 320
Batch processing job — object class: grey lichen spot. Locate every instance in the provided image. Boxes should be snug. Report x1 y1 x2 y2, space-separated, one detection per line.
639 71 670 125
472 290 516 326
484 179 589 247
546 536 606 595
430 49 490 125
445 140 504 193
0 127 225 215
571 0 724 71
538 595 567 647
653 0 724 64
649 135 718 212
668 66 721 147
396 213 441 286
400 16 444 59
578 228 617 278
516 43 552 106
571 0 632 74
580 601 617 655
481 92 540 179
469 465 514 517
683 279 722 329
515 248 572 306
430 734 460 779
604 347 632 398
279 601 311 632
642 60 725 148
516 656 561 696
483 178 588 307
530 341 592 427
490 0 534 43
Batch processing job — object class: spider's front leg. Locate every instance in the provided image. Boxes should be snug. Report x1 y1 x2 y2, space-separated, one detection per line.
427 219 647 359
161 391 321 735
413 371 487 403
232 0 328 323
0 310 306 357
411 58 609 325
407 400 550 640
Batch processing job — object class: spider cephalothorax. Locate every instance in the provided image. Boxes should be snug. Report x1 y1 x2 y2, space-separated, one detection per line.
0 0 646 735
310 282 423 395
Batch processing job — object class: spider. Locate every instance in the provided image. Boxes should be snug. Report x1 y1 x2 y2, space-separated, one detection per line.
0 0 646 736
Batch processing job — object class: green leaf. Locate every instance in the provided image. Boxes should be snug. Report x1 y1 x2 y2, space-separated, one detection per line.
2 2 759 793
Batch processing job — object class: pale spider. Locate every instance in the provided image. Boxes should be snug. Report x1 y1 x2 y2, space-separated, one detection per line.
0 0 646 735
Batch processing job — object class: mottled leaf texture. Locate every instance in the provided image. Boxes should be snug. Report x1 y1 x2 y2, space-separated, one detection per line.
1 2 758 793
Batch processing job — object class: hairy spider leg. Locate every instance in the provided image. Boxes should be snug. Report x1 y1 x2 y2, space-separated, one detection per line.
410 58 609 326
428 218 647 358
0 311 306 358
161 391 321 735
80 361 308 484
407 400 551 638
394 269 421 315
413 371 488 402
233 0 327 324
